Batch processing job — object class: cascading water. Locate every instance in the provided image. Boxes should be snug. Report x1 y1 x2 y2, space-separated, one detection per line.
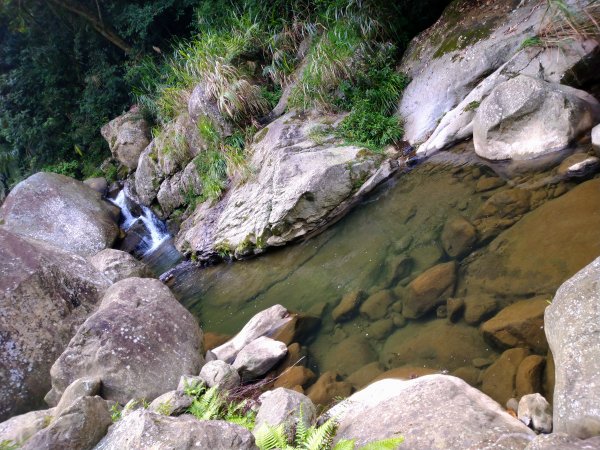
111 190 170 255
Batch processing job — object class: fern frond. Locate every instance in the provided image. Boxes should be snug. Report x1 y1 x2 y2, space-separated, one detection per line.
254 424 289 450
301 416 338 450
358 436 404 450
333 439 356 450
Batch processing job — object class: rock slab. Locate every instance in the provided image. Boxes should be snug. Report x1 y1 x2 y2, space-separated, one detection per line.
545 256 600 438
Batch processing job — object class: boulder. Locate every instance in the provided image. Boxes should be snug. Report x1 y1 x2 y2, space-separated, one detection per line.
22 396 111 450
381 320 491 372
332 290 365 323
148 391 194 416
232 337 288 378
524 433 600 450
212 304 291 363
0 172 119 256
332 376 534 449
401 0 600 155
473 75 600 161
404 261 457 319
54 377 102 417
134 142 163 205
47 278 204 405
88 249 154 283
0 408 55 447
273 366 316 390
346 362 384 389
188 83 233 137
545 256 600 438
83 177 108 196
94 410 257 450
441 216 477 258
481 348 531 406
156 160 203 217
175 111 395 260
199 360 240 390
101 108 151 170
462 178 600 299
481 298 549 353
518 393 552 434
365 319 394 340
305 372 352 407
254 388 316 432
0 228 111 421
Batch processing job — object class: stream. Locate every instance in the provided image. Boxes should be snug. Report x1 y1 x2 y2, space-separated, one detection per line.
129 140 600 391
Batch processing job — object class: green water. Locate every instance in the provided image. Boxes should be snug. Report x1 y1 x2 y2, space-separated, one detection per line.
169 141 600 387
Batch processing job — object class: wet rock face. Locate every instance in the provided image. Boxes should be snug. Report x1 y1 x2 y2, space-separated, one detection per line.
545 256 600 439
333 376 535 449
47 278 204 405
176 110 392 260
0 172 119 257
0 228 111 421
473 75 600 161
101 108 151 170
95 410 258 450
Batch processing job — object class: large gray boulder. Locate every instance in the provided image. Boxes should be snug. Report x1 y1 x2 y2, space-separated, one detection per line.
545 256 600 438
232 336 288 378
47 278 204 405
95 410 257 450
101 108 151 170
175 110 396 260
199 361 240 390
332 376 535 449
88 249 154 283
0 172 119 256
473 75 600 161
212 304 292 363
254 388 316 432
0 228 111 421
524 433 600 450
398 0 599 154
22 396 111 450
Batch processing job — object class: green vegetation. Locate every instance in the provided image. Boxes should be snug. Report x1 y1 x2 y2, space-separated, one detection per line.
519 36 543 49
463 100 481 112
184 381 256 430
0 440 19 450
254 413 404 450
0 0 452 199
433 24 494 59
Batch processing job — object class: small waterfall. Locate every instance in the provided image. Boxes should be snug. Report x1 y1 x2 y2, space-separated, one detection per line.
111 190 170 255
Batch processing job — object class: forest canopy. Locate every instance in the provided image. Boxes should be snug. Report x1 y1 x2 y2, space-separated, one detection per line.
0 0 450 194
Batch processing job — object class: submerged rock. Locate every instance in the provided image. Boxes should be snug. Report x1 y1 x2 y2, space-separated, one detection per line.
463 178 600 299
95 410 257 450
545 256 600 438
47 278 204 405
332 290 366 323
441 216 477 258
332 376 534 449
0 172 119 256
305 371 352 407
481 298 549 353
0 228 110 421
557 153 600 179
404 261 457 319
473 75 600 161
481 348 531 406
101 108 151 170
